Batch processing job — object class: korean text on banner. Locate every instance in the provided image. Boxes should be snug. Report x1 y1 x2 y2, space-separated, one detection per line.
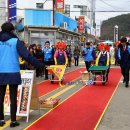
56 0 64 12
4 70 35 122
78 16 85 33
8 0 17 22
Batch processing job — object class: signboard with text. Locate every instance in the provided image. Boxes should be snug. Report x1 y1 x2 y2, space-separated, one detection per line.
8 0 17 22
4 70 36 122
78 16 85 33
56 0 64 12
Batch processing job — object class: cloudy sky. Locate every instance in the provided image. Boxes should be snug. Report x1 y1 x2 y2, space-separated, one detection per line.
95 0 130 24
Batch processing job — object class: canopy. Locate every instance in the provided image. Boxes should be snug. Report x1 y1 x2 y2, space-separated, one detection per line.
103 40 113 45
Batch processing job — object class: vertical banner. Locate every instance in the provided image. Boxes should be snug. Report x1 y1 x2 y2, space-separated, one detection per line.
114 25 118 42
4 70 38 122
8 0 17 22
78 16 85 33
56 0 64 12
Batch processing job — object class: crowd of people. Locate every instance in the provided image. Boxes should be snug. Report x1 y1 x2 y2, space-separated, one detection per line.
19 40 81 80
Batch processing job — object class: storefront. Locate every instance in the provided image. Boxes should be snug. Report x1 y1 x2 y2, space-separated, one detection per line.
24 26 80 50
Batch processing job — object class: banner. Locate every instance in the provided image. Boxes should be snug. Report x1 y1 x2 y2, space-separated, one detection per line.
56 0 64 12
51 65 66 81
78 16 85 33
4 70 36 122
8 0 17 22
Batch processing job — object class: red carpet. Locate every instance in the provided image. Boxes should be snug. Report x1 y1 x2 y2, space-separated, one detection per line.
38 68 85 97
27 68 122 130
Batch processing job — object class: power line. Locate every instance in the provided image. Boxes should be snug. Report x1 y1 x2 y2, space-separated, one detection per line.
99 0 117 11
0 6 130 12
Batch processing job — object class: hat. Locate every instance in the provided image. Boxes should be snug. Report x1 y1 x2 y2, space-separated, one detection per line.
56 41 66 50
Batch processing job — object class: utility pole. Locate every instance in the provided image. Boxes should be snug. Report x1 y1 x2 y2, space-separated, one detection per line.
52 0 55 26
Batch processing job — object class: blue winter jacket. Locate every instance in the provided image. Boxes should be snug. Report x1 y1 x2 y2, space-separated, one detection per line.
0 31 42 85
116 43 130 68
82 47 96 62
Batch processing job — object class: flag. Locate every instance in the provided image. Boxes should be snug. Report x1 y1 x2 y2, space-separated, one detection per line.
8 0 17 22
50 65 66 81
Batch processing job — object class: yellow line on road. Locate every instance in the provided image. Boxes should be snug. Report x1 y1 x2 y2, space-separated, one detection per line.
25 84 85 130
1 110 33 129
2 83 76 129
3 68 83 129
46 84 75 100
94 77 122 130
0 117 21 130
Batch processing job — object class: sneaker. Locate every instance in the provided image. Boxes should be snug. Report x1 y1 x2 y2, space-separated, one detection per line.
10 121 20 127
0 120 5 127
125 84 129 87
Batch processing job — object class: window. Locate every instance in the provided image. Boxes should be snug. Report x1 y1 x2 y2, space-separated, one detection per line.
64 5 70 17
74 5 87 16
36 3 43 9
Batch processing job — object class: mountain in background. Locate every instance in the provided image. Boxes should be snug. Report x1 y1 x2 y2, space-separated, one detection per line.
100 13 130 41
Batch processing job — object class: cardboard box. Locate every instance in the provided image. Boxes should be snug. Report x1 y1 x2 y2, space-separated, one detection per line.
39 98 60 108
80 71 90 86
81 71 90 80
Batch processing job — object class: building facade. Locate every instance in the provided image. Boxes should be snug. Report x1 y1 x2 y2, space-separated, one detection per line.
3 0 96 45
0 0 6 29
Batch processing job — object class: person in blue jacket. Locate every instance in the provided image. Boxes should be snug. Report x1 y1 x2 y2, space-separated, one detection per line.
82 42 96 71
116 37 130 87
0 22 42 127
43 41 54 80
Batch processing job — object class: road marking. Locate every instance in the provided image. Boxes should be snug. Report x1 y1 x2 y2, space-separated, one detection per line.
3 77 81 129
25 84 86 130
46 84 75 100
94 77 122 130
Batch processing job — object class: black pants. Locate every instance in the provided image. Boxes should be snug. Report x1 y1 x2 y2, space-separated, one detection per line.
36 60 43 77
121 67 129 85
44 61 54 78
85 61 92 71
0 84 18 121
74 58 79 66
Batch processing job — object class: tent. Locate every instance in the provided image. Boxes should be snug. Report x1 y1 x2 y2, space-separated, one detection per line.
103 40 113 46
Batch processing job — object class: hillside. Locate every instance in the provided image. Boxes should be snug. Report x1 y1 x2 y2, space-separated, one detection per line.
101 13 130 40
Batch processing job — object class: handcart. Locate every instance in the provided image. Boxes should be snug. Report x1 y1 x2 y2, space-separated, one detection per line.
88 65 109 85
47 65 66 83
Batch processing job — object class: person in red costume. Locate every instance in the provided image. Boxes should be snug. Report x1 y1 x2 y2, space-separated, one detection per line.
54 41 68 65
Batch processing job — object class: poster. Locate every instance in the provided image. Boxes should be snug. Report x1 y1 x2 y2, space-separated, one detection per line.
78 16 85 33
4 70 35 121
56 0 64 12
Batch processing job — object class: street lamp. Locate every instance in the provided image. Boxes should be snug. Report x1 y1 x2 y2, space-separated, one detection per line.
114 25 118 42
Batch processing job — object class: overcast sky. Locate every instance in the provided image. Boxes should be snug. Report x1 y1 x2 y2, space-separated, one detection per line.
95 0 130 24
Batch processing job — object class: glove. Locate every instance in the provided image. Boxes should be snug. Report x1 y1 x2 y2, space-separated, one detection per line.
54 58 57 65
65 58 68 66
